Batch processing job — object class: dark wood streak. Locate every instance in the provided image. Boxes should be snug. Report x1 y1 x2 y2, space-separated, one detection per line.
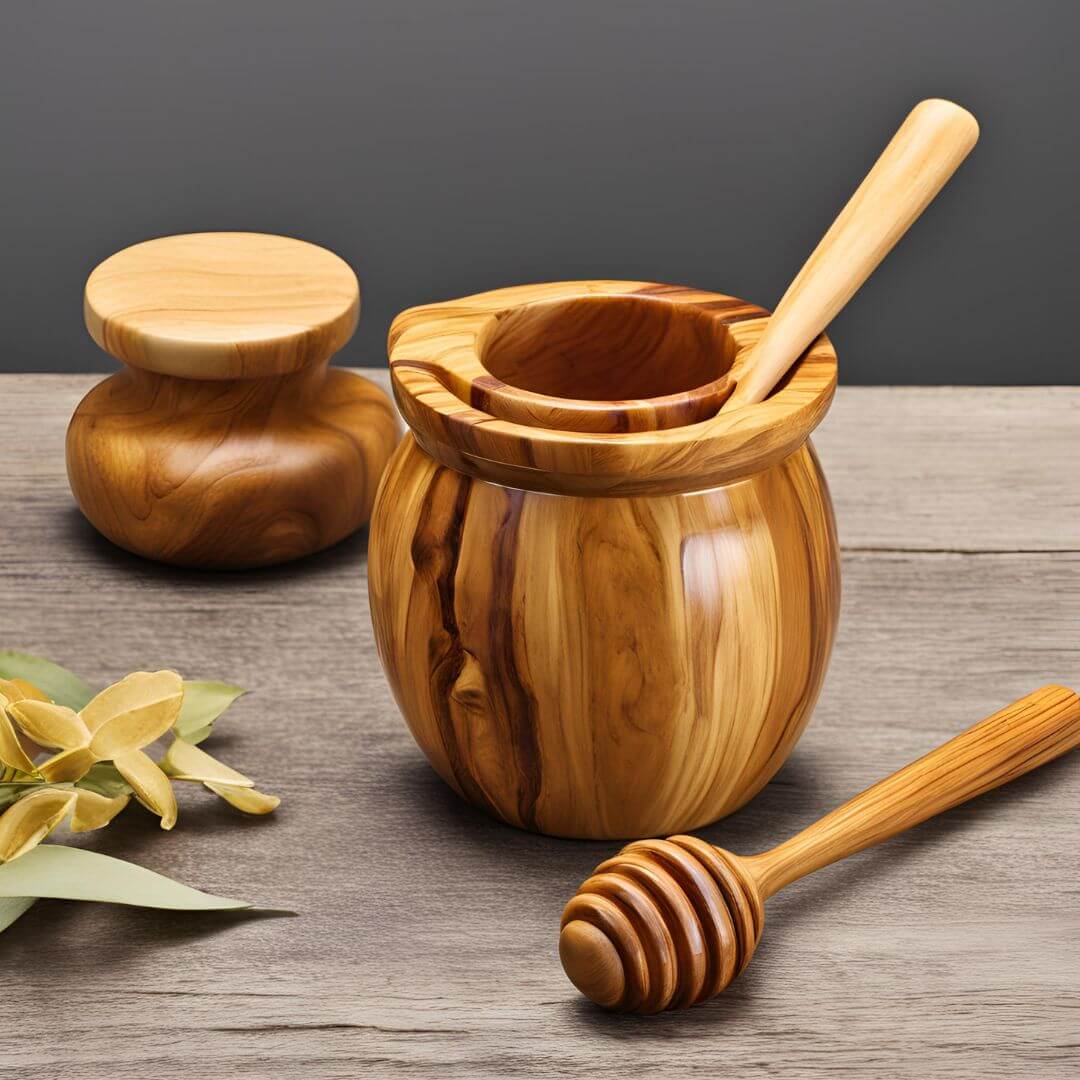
631 285 765 321
469 374 503 414
408 466 499 817
485 491 543 830
700 302 769 323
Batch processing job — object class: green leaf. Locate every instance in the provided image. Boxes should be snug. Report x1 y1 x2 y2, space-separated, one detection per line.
0 895 36 932
0 652 95 711
174 682 246 745
0 845 252 912
0 781 44 811
75 762 132 798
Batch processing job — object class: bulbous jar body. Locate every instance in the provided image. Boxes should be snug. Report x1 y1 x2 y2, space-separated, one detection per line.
370 280 841 838
370 434 839 838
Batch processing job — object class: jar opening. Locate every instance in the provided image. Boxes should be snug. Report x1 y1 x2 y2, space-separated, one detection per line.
479 294 736 402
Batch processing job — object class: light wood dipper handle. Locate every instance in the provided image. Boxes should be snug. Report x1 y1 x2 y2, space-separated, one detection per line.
745 685 1080 898
561 686 1080 1012
723 98 979 411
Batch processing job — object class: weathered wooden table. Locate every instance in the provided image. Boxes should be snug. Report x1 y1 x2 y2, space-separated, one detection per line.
1 374 1077 1079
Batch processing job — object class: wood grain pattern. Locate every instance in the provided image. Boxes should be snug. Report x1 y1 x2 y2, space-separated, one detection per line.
388 281 836 495
374 284 839 836
69 234 399 568
370 435 839 837
561 686 1080 1012
724 99 979 410
84 232 362 380
745 685 1080 896
1 374 1078 1079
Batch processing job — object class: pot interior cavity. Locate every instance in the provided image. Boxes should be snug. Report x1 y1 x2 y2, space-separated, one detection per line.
480 295 736 402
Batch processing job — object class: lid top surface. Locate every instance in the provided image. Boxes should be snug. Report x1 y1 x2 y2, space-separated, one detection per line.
84 232 360 379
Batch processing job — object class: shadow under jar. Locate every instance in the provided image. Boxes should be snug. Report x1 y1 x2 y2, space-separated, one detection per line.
370 281 840 839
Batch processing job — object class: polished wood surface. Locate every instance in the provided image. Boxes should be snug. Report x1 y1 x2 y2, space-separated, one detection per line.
388 281 836 495
2 374 1078 1077
69 234 399 568
84 232 361 380
745 685 1080 897
374 283 839 836
724 99 979 410
370 434 839 838
561 685 1080 1012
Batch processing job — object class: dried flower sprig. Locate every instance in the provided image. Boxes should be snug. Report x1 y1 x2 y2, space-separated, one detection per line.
0 652 284 935
0 667 278 864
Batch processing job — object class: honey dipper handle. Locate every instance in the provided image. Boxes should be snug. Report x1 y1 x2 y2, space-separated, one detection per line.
744 686 1080 899
723 98 979 410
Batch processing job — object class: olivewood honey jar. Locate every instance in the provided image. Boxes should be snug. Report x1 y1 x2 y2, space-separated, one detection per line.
68 232 399 568
369 280 839 839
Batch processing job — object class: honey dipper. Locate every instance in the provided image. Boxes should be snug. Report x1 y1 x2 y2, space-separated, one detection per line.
559 685 1080 1013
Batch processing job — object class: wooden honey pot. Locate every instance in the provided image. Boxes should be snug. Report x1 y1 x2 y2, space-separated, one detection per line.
369 99 979 839
369 280 841 838
68 232 399 568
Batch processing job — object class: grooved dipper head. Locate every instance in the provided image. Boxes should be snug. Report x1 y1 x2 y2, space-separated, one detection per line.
559 836 764 1012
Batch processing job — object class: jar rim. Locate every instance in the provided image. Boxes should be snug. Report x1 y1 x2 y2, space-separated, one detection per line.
388 280 837 497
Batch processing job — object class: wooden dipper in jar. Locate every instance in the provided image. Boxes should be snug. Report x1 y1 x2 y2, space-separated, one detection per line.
560 685 1080 1012
724 98 979 409
68 232 399 568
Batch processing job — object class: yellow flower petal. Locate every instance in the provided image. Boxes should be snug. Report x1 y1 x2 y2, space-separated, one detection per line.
204 782 280 815
80 670 183 733
113 749 177 830
159 739 253 787
8 700 91 751
5 678 50 703
0 699 38 775
70 788 130 833
37 746 97 784
0 787 76 862
0 679 25 703
86 671 184 757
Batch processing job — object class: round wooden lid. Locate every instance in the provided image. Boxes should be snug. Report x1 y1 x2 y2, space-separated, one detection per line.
84 232 360 379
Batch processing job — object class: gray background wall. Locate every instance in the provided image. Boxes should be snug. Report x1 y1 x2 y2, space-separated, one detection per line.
2 0 1075 382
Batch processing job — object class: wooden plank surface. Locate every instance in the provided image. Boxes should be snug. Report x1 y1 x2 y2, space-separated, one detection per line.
0 374 1077 1079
